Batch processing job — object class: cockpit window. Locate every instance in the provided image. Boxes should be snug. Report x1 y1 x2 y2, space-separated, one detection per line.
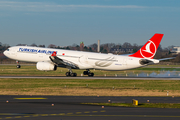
7 49 9 51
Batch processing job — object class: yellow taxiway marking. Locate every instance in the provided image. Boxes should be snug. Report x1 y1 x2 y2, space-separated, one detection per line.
76 112 82 114
5 117 12 119
0 113 11 115
0 110 106 119
50 114 57 116
59 113 65 115
0 113 35 116
14 98 47 100
15 116 22 118
92 111 98 113
67 113 73 115
67 115 180 118
41 114 48 116
100 110 106 112
84 111 90 113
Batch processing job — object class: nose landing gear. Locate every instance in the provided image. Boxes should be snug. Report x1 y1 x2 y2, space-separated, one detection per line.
16 61 21 68
16 65 21 68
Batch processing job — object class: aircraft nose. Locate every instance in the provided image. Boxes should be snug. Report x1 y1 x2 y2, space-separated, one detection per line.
3 50 7 57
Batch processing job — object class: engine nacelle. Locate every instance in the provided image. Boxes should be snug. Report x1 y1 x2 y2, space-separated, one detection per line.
36 62 57 71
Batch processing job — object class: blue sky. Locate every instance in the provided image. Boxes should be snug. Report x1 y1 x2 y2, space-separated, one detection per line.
0 0 180 48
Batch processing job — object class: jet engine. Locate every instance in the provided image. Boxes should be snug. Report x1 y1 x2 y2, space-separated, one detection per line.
36 61 57 71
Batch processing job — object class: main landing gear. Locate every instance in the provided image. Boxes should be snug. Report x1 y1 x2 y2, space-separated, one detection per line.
83 69 94 77
65 67 77 77
65 68 94 77
16 61 21 68
66 72 77 77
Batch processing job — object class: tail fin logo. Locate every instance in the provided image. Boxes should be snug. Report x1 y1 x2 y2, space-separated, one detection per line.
51 51 57 56
129 33 163 59
140 40 156 58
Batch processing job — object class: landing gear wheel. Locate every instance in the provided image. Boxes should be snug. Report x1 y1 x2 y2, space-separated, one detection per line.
71 73 77 77
16 65 21 68
88 73 94 77
66 72 70 77
83 69 94 77
83 71 89 75
66 72 77 77
65 67 77 77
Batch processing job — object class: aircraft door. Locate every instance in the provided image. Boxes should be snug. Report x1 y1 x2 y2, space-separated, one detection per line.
122 58 128 69
123 59 127 65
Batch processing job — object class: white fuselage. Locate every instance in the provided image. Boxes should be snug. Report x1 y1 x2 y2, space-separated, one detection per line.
3 46 159 71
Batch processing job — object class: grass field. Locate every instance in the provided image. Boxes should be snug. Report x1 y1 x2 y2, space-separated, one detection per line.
82 103 180 108
0 78 180 96
0 65 180 96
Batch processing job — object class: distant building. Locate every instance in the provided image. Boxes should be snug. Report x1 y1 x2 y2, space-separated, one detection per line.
80 42 84 51
171 47 180 54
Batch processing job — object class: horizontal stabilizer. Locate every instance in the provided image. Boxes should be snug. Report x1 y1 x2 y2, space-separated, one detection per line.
158 57 175 61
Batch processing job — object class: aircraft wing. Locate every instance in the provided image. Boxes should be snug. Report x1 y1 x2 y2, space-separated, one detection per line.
49 53 79 69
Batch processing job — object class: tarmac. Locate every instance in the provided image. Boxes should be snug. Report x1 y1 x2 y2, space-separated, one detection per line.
0 96 180 120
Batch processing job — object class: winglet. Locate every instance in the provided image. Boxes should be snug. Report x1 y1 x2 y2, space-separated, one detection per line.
129 33 164 59
51 51 57 56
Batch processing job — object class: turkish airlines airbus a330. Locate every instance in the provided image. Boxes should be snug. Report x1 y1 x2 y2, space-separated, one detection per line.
3 33 173 77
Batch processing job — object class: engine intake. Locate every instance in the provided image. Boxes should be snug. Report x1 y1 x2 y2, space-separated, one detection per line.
36 62 57 71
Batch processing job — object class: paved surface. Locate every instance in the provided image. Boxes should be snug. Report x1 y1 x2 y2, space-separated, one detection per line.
0 96 180 120
0 76 180 80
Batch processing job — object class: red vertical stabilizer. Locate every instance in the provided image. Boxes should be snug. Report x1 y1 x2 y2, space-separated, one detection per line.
129 33 164 59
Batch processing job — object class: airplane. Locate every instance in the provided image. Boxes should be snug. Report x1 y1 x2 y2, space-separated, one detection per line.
3 33 173 77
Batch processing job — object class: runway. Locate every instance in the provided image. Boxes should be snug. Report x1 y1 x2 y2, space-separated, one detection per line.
0 76 180 80
0 96 180 120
